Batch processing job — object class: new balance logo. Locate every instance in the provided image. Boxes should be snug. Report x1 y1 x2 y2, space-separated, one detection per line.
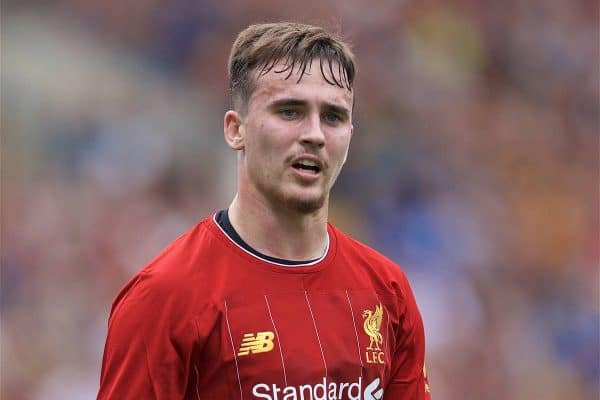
238 331 275 356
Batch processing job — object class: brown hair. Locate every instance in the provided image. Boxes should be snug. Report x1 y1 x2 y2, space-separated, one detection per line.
228 22 356 113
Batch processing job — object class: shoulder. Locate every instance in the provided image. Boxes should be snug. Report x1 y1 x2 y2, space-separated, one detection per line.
328 224 424 329
329 223 398 270
110 216 217 314
140 216 214 280
328 223 413 296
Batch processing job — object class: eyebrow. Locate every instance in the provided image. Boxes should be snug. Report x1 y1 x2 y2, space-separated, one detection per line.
322 103 350 120
269 98 306 109
268 98 351 119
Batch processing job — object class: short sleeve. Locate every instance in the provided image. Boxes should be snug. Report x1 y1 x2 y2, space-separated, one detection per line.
385 273 431 400
97 273 198 400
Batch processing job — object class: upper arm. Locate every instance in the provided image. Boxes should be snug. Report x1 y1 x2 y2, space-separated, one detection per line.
97 275 198 400
385 274 431 400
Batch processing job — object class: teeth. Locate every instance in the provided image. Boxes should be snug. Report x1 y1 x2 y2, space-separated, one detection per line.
298 160 318 167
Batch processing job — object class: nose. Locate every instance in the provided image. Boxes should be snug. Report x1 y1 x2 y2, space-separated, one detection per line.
300 113 325 148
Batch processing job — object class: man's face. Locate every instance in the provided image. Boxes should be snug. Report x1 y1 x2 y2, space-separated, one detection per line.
235 60 353 214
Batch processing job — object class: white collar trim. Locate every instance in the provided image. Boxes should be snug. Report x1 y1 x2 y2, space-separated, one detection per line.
212 214 329 267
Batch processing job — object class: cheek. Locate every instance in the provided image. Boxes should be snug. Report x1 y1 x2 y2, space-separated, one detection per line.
257 121 292 152
331 134 352 163
246 123 287 169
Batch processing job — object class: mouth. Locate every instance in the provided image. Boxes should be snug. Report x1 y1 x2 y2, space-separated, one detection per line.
291 157 323 175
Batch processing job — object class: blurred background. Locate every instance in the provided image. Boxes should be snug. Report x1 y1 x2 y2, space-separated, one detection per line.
1 0 598 399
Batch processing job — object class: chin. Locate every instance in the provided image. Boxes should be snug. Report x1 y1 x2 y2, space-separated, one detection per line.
281 192 326 214
289 198 325 213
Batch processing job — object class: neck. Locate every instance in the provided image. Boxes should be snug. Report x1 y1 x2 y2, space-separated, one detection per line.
228 192 329 261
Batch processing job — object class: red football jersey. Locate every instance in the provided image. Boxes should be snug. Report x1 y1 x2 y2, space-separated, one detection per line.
98 215 430 399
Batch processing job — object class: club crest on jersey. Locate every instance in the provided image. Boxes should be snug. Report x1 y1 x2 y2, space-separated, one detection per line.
362 304 385 364
238 331 275 356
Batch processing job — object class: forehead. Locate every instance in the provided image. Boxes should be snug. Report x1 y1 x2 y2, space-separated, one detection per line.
249 59 353 110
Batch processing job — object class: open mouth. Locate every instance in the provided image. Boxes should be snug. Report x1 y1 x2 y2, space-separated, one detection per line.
292 160 321 174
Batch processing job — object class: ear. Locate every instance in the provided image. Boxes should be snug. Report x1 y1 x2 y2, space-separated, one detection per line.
224 110 245 150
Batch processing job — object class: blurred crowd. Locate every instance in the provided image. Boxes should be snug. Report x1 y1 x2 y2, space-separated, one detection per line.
2 0 598 399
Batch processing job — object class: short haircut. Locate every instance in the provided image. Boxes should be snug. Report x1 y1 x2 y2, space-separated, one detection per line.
228 22 356 113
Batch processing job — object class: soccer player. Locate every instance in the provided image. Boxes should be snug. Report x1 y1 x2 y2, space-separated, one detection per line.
98 22 430 400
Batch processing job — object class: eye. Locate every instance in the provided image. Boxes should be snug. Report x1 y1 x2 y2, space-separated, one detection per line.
279 109 299 119
323 113 341 124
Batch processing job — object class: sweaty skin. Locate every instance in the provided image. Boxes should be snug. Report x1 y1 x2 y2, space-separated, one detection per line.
224 61 354 261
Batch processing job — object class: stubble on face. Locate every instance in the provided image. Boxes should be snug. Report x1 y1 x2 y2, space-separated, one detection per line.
283 188 327 214
242 62 352 217
250 156 328 215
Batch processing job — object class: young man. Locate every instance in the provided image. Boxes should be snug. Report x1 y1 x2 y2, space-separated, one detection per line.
98 22 430 400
